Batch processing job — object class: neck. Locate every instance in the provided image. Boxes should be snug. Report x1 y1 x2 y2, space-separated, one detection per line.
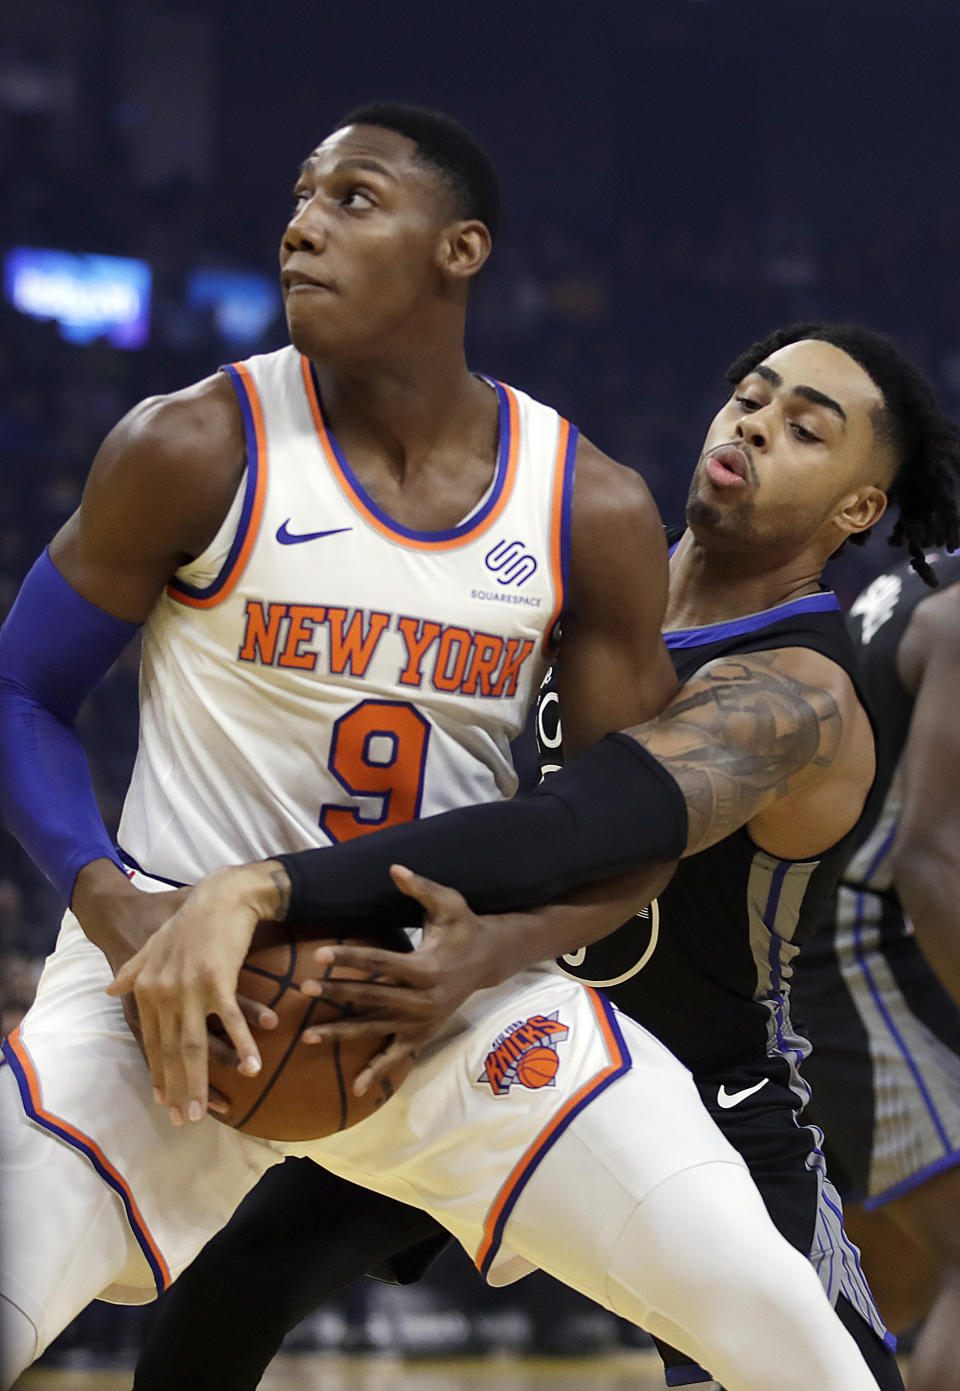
310 311 491 476
665 530 828 630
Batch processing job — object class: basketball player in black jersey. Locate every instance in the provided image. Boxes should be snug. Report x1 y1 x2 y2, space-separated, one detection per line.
126 322 960 1390
794 552 960 1391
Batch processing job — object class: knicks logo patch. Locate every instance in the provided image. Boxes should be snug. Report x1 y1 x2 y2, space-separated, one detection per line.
478 1012 569 1096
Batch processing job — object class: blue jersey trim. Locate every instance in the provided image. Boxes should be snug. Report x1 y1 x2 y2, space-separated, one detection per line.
168 363 262 601
309 365 513 544
664 592 841 649
118 847 188 890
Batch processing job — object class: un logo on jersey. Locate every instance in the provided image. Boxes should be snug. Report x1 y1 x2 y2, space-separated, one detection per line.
556 900 660 987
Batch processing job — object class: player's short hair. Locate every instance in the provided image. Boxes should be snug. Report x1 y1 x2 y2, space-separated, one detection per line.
334 102 500 238
727 322 960 586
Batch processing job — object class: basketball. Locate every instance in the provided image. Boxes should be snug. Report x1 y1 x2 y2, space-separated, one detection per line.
208 921 412 1141
514 1045 560 1089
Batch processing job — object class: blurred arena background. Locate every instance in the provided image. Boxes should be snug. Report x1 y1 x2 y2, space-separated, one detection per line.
2 0 958 1377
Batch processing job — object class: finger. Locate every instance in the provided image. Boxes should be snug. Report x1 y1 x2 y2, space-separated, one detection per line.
388 865 467 920
120 994 143 1047
174 997 212 1124
237 993 278 1031
105 949 147 997
136 997 167 1105
154 992 187 1123
301 979 427 1014
214 994 262 1082
308 942 406 980
352 1037 418 1098
207 1088 231 1117
206 1031 238 1069
301 1015 406 1045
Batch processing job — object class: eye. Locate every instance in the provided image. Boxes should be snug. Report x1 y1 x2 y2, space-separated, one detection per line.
341 186 376 210
791 423 822 443
735 394 762 412
291 187 311 210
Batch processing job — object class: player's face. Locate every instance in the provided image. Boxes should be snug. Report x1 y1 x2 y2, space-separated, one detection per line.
280 125 456 362
686 339 892 555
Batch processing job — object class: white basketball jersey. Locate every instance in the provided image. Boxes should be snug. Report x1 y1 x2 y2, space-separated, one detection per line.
118 346 577 884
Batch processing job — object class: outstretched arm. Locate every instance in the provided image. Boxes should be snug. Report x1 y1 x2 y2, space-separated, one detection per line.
271 644 859 919
891 581 960 1005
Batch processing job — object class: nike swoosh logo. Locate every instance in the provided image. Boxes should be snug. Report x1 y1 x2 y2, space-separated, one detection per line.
717 1078 769 1109
276 521 353 546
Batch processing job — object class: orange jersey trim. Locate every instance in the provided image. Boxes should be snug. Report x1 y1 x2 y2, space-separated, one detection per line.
300 356 521 551
542 416 576 655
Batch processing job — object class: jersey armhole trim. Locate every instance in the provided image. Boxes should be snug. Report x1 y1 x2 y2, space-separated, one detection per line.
1 1028 172 1296
543 418 578 655
166 362 268 609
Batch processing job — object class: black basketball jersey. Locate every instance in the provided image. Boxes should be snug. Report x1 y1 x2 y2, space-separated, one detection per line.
540 589 879 1074
828 550 960 929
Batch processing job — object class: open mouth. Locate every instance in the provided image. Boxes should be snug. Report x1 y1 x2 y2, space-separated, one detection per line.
704 445 749 489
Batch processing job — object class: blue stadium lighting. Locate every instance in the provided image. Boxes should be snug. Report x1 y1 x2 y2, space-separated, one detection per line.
3 247 152 349
187 268 280 346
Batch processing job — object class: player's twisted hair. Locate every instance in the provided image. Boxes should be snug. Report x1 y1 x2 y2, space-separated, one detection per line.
727 322 960 586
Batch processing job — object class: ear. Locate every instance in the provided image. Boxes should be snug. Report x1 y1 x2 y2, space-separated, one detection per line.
436 220 492 284
836 484 888 539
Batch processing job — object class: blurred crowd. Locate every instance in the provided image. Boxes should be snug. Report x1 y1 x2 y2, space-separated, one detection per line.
4 88 960 1365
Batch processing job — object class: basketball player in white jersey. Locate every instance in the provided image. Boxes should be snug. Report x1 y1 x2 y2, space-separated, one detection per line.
116 325 960 1391
0 108 884 1391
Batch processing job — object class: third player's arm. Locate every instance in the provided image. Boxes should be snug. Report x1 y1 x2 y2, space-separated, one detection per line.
891 581 960 1006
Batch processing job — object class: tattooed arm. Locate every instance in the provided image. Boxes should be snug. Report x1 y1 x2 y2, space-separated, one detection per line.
629 645 874 860
108 644 875 1114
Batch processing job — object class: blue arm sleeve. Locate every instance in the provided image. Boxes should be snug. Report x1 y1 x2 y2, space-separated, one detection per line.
0 550 141 902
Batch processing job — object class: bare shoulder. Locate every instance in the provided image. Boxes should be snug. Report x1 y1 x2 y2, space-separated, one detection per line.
630 642 874 858
572 433 661 532
649 645 859 746
93 372 244 504
567 433 668 606
737 644 864 714
49 371 246 620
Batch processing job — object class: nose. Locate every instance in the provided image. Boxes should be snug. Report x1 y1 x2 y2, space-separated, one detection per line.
735 410 769 450
282 196 328 256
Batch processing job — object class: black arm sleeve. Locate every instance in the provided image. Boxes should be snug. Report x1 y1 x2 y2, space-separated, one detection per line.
276 733 686 927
